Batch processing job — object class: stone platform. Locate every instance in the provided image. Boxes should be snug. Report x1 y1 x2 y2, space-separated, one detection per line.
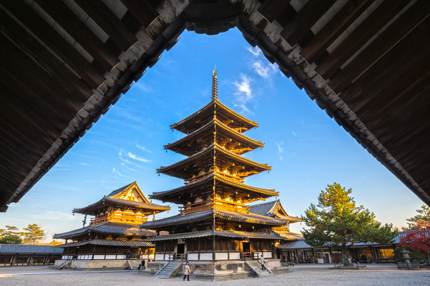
148 259 288 279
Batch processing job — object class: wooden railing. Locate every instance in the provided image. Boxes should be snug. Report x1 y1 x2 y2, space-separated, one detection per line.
90 215 108 225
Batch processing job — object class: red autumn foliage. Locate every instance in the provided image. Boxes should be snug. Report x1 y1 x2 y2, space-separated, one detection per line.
400 226 430 254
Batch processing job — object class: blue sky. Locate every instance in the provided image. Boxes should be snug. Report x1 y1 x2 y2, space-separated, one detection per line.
0 28 423 240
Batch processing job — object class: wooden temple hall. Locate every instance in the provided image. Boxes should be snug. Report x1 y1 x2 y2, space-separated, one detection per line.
141 70 300 275
53 182 169 269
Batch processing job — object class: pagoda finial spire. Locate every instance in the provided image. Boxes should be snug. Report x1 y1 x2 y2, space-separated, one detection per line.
212 67 218 101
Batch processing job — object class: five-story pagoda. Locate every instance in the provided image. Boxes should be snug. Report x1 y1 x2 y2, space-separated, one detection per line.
142 69 285 264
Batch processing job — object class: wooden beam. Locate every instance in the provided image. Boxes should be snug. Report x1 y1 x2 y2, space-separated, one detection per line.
75 0 137 51
340 16 430 114
0 0 104 87
281 0 336 46
329 0 430 92
364 69 430 145
121 0 159 27
301 0 374 63
0 9 92 102
363 68 430 130
34 0 118 69
316 0 409 79
0 65 77 126
257 0 294 23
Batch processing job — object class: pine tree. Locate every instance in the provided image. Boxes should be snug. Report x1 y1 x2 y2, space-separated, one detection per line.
22 224 45 244
302 183 398 265
406 205 430 229
0 225 22 244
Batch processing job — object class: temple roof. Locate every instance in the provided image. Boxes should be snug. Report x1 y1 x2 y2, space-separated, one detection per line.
158 143 271 180
60 239 153 248
53 222 155 240
250 200 301 223
166 118 263 156
151 173 278 203
171 99 258 134
73 181 169 215
148 229 284 241
141 209 285 230
73 197 169 216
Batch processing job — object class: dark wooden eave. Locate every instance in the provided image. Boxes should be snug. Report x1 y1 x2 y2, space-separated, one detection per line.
165 118 263 156
148 229 283 241
141 208 284 230
158 143 271 180
60 239 154 248
150 172 278 203
73 197 169 216
53 221 155 240
1 0 430 211
170 99 258 134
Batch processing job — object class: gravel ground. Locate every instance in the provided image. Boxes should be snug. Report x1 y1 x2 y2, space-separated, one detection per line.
1 266 429 286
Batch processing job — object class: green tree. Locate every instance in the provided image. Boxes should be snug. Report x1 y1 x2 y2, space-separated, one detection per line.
0 225 22 244
302 183 398 265
22 224 44 244
406 204 430 229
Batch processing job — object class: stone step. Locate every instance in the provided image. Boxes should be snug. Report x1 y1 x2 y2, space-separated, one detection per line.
156 261 182 279
245 261 272 277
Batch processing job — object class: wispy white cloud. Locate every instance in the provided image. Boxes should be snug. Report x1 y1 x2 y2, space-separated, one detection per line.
247 46 262 57
112 167 127 177
118 150 145 170
247 45 279 79
118 150 131 165
252 61 269 78
252 61 278 79
136 144 152 153
133 82 153 93
235 103 251 114
275 141 285 161
121 163 138 173
127 152 151 163
234 74 252 98
233 74 253 113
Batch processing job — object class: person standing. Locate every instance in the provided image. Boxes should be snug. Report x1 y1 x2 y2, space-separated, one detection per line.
183 262 191 281
259 252 265 270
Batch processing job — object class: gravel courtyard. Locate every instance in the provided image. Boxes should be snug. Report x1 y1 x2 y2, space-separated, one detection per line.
1 266 429 286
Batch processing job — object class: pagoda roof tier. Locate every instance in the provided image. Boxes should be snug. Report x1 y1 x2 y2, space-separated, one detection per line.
141 209 284 230
60 239 153 248
158 144 271 180
171 99 257 134
53 222 155 240
148 229 283 241
150 173 278 204
73 197 169 216
165 118 263 156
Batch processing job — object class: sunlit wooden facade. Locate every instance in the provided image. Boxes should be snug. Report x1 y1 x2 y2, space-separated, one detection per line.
143 70 290 262
54 182 169 261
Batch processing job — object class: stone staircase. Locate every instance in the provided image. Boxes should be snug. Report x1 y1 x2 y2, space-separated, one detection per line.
245 261 272 277
156 261 182 278
54 260 71 270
